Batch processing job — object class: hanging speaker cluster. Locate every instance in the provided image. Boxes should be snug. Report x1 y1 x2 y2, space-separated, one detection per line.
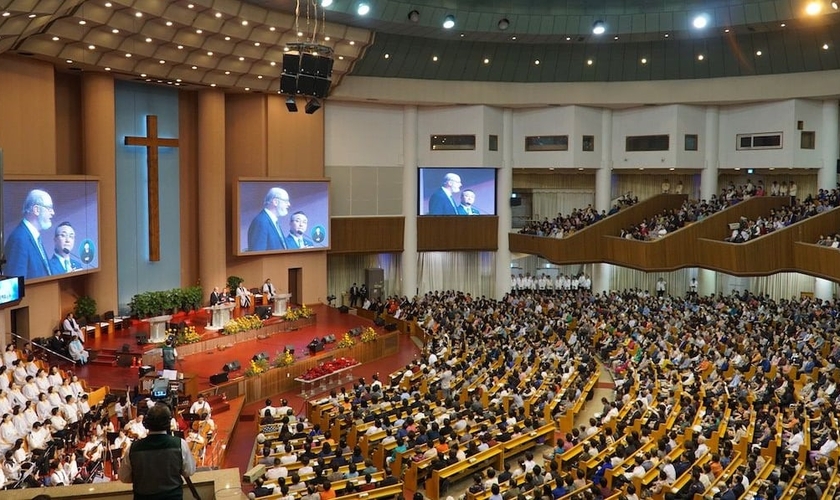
280 43 334 114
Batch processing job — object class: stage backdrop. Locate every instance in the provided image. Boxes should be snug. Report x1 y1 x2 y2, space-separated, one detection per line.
115 82 181 312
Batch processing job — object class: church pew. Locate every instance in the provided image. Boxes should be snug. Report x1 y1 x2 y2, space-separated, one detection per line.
425 444 505 500
501 423 557 458
694 452 742 500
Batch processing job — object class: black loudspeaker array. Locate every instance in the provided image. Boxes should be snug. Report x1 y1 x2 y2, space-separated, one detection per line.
281 51 333 98
252 352 269 362
210 372 229 385
222 360 241 372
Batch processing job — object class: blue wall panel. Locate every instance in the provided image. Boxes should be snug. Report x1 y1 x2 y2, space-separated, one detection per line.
115 81 181 312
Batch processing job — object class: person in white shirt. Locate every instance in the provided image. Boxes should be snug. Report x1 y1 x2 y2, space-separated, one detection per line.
262 279 277 300
189 395 211 417
695 435 709 459
20 376 38 402
809 430 839 466
125 415 148 440
786 426 805 455
63 312 85 340
236 284 252 308
265 457 289 480
2 345 18 370
68 338 89 365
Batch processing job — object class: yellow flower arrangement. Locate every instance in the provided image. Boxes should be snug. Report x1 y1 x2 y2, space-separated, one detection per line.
273 350 295 368
337 332 356 349
283 304 313 321
223 315 264 335
360 327 378 343
245 358 269 377
178 325 201 344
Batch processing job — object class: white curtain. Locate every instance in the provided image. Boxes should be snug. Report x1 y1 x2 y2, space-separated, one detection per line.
612 173 701 202
530 189 595 221
715 271 816 300
327 253 403 302
418 252 496 297
609 266 692 297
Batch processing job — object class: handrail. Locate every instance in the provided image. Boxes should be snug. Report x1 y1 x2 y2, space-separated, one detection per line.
10 331 76 364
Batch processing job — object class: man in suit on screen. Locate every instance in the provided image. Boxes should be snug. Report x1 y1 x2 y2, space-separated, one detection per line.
247 187 291 251
4 189 54 279
427 173 461 215
456 189 480 215
285 211 315 249
49 221 83 274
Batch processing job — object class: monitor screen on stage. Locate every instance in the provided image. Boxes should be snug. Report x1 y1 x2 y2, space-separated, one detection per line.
235 180 330 255
418 167 497 216
2 178 100 284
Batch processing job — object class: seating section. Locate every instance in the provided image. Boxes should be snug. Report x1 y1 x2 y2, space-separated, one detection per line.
620 195 735 241
725 194 837 243
519 198 636 237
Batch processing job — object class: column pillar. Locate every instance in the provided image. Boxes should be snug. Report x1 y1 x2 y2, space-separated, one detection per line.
820 99 839 190
593 263 612 294
402 106 418 298
81 73 118 313
495 109 513 299
701 107 719 201
197 90 227 291
595 109 613 212
698 268 717 296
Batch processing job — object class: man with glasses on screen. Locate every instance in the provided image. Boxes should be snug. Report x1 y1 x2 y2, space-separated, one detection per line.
456 189 480 215
428 173 462 215
4 189 55 279
248 187 291 251
49 221 83 274
286 211 315 249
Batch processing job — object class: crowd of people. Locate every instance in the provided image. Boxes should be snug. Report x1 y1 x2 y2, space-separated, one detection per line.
620 195 737 241
332 285 840 500
725 191 840 243
519 195 638 238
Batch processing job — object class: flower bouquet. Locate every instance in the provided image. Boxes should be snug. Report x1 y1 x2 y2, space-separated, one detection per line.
223 314 264 335
273 350 295 368
245 358 269 377
336 332 356 349
360 327 378 343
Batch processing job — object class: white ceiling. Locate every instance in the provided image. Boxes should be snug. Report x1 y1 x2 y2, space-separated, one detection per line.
0 0 373 93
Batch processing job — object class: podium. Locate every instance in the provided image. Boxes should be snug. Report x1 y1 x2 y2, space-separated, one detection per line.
205 303 235 331
272 293 293 317
145 315 172 343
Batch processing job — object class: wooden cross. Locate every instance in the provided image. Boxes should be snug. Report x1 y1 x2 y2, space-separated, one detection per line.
124 115 179 262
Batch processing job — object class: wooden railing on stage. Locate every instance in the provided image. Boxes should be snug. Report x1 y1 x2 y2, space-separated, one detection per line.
207 331 400 405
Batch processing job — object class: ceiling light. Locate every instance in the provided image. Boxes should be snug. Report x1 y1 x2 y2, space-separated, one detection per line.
357 3 370 15
135 12 142 17
140 73 147 77
159 60 165 64
823 43 830 49
177 45 183 49
324 36 331 41
384 53 390 59
210 83 216 87
322 0 334 6
349 40 355 45
215 12 222 18
207 51 213 56
587 59 593 65
408 10 420 22
88 45 95 50
697 54 705 60
432 55 438 61
145 37 152 42
79 20 86 25
241 20 248 26
283 47 290 51
756 50 762 56
28 14 36 18
125 53 132 57
725 28 730 32
1 12 9 17
512 36 517 40
225 71 230 75
534 59 540 65
196 29 202 34
188 3 194 8
443 15 455 29
66 60 73 64
112 28 119 33
806 2 822 15
297 31 303 37
254 42 260 46
641 58 648 64
105 2 112 6
614 36 619 40
498 18 510 30
338 55 344 59
52 36 60 41
239 56 245 61
460 33 465 37
565 37 571 41
105 67 111 71
833 1 839 9
165 21 173 26
780 23 786 27
664 33 670 37
270 61 276 66
191 66 197 69
269 27 276 31
257 75 263 79
592 20 605 35
483 58 490 64
245 87 250 91
224 36 231 41
692 15 708 29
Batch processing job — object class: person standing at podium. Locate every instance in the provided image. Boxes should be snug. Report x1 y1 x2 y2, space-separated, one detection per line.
209 287 222 306
237 283 252 309
262 279 277 300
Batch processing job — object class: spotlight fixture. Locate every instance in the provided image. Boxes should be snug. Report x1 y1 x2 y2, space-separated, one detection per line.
592 21 605 35
692 15 708 29
443 15 455 29
497 18 510 30
357 3 370 15
805 1 822 15
408 10 420 22
833 1 839 10
286 96 298 112
321 0 334 6
305 98 321 114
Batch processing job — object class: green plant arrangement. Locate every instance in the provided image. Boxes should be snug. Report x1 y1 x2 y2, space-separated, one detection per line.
74 296 97 320
222 315 264 335
245 358 269 377
129 286 205 318
226 276 244 293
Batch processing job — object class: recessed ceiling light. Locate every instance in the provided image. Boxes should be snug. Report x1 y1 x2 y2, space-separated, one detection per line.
78 20 86 25
324 36 330 41
210 83 216 87
697 54 705 60
724 28 730 32
442 14 456 29
225 71 230 75
322 0 334 6
756 50 762 56
52 36 60 41
135 12 142 17
105 2 112 6
641 58 647 64
578 168 584 171
407 9 420 22
257 75 263 79
196 29 203 34
384 53 390 59
215 12 222 18
534 59 540 65
177 45 183 49
207 51 213 56
270 61 276 66
239 56 245 61
592 20 605 35
483 58 490 64
692 15 708 29
66 59 73 64
269 27 276 31
112 28 119 33
187 3 194 8
338 55 344 60
253 42 260 47
241 20 248 26
780 23 786 27
88 45 95 49
498 18 510 30
125 53 132 57
587 59 593 65
357 3 370 16
191 65 197 69
283 47 290 51
833 1 839 9
511 36 517 40
823 43 830 49
145 37 152 42
159 60 165 64
165 21 173 26
224 36 231 41
349 40 355 45
432 55 437 61
664 33 670 38
245 87 250 91
806 1 822 15
669 167 675 171
460 33 465 37
105 67 111 71
297 31 303 37
565 36 571 41
614 36 619 40
140 73 147 77
28 14 36 18
1 12 9 17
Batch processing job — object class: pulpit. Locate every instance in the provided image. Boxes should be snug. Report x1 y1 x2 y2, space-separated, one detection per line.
205 303 235 331
145 315 172 343
272 293 293 317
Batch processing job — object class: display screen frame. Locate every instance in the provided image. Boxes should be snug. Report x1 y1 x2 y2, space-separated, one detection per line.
234 178 331 256
2 176 101 285
418 167 498 216
0 276 24 309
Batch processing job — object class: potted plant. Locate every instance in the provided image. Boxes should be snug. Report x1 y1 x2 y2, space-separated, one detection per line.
74 296 97 320
227 276 244 293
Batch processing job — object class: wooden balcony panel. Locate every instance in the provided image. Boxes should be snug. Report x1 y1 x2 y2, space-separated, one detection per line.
417 216 499 251
793 242 840 281
329 217 405 254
